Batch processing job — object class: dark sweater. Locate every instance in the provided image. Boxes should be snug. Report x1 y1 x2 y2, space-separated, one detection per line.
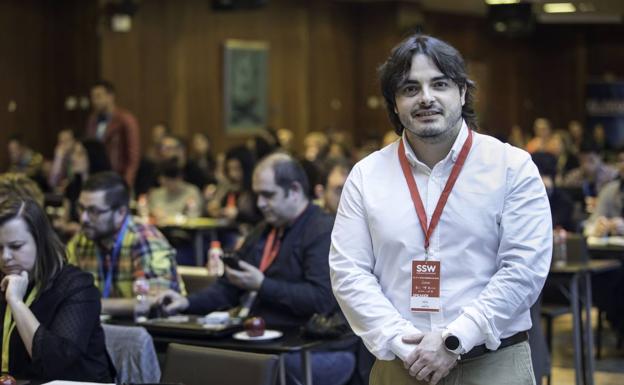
0 265 114 382
187 204 336 327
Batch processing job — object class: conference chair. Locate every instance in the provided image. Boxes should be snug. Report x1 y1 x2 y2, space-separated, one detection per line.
161 343 279 385
102 324 161 384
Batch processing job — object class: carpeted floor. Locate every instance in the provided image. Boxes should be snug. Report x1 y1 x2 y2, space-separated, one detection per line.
547 310 624 385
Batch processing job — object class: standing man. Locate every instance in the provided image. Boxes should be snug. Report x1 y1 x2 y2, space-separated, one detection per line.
329 34 552 385
86 80 140 187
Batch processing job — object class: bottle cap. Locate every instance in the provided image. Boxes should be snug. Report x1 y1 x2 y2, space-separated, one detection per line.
210 240 222 249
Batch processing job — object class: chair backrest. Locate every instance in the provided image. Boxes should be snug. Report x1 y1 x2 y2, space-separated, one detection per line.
102 324 161 384
177 265 217 295
162 343 279 385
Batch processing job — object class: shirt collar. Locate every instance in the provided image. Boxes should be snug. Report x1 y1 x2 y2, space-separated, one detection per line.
401 120 470 169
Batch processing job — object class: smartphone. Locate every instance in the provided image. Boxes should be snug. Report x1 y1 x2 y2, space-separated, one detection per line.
221 253 242 270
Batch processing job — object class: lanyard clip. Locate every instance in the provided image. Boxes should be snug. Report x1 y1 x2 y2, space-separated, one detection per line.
424 247 430 261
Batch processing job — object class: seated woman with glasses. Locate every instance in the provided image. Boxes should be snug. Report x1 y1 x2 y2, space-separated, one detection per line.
0 197 115 382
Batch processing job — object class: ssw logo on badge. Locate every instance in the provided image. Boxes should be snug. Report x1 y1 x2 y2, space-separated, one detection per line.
415 264 437 273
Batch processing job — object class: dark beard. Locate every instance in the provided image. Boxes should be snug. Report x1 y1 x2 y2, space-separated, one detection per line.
413 113 463 144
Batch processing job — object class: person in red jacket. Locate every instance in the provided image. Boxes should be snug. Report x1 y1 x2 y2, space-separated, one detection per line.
86 80 140 188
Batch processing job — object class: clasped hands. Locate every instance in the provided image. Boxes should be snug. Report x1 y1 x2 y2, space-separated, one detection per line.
402 331 459 385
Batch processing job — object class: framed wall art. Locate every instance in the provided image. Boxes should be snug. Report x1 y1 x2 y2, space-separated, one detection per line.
223 39 269 134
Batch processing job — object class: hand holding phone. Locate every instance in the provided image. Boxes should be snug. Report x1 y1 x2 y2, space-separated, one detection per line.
221 253 242 270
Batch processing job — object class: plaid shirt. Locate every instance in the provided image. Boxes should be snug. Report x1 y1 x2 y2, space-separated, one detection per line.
66 216 185 298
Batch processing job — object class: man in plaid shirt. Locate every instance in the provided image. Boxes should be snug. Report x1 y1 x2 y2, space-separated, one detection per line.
67 171 184 316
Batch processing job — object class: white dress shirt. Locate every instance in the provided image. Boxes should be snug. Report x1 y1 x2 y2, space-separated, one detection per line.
329 122 552 361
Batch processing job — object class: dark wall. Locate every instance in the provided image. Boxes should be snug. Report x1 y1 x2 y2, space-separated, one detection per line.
98 0 357 155
353 8 622 140
0 0 98 169
2 0 624 170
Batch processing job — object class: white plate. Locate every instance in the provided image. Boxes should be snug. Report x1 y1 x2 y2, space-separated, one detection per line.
233 329 283 341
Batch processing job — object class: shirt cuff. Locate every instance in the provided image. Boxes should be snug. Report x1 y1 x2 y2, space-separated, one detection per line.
445 313 484 353
388 325 423 361
390 335 415 361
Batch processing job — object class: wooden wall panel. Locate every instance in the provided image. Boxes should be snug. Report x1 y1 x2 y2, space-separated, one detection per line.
353 3 403 142
308 2 356 140
99 0 354 155
0 0 97 170
0 1 45 168
3 0 624 173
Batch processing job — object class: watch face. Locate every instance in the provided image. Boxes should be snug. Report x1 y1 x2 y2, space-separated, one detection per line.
445 335 460 351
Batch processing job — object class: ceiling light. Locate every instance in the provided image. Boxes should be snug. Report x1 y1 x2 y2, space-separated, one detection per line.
543 3 577 13
485 0 520 4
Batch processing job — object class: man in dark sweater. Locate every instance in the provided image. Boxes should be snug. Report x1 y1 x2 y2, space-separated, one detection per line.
159 152 355 385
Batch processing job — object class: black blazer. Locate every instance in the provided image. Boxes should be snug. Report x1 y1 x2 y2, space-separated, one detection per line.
187 204 337 326
0 265 114 382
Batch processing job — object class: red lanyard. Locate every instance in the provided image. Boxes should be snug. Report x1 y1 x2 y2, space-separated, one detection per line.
259 227 283 272
398 129 473 253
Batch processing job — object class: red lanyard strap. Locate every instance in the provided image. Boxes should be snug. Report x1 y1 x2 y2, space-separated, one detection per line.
259 227 283 272
398 129 473 252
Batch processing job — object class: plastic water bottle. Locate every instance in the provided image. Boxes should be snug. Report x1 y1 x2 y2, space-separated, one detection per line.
133 276 151 323
553 227 567 268
207 240 224 277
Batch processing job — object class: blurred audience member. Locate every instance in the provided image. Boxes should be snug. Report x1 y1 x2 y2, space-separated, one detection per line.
526 118 557 154
0 173 45 207
317 161 351 215
247 130 278 162
134 123 170 197
326 142 351 165
584 149 624 237
148 159 202 223
556 128 580 174
66 172 184 317
303 131 329 164
507 124 526 149
48 129 78 192
567 120 584 154
7 134 44 185
562 141 617 213
57 140 111 237
276 128 295 153
532 152 577 232
592 123 609 159
189 132 217 186
160 134 209 190
146 122 169 161
206 146 261 226
86 80 140 187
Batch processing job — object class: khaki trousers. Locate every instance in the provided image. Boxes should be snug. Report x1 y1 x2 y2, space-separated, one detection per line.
370 341 535 385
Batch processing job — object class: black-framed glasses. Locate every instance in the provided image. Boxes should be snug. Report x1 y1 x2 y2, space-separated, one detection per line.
77 204 115 219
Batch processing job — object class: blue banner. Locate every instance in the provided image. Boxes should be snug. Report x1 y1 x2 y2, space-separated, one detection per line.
586 81 624 149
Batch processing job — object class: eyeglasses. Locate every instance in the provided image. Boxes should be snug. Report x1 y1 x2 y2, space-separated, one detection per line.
77 204 115 219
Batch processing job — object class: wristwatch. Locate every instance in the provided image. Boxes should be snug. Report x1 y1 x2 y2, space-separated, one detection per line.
442 330 463 355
